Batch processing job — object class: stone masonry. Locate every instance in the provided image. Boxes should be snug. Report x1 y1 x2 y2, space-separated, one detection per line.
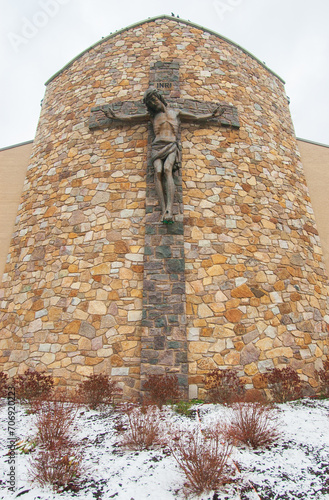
0 16 328 398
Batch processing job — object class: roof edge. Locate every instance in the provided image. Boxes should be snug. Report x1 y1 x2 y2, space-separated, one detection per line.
45 15 285 86
297 137 329 149
0 140 33 152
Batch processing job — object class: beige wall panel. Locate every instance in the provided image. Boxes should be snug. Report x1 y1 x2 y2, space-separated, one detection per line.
0 142 32 282
298 139 329 276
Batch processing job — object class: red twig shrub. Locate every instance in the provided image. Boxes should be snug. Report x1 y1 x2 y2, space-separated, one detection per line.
34 399 79 450
143 373 180 408
0 371 8 398
29 447 83 492
226 402 280 449
204 369 245 404
13 369 54 406
29 398 83 491
76 373 121 410
264 366 302 403
315 358 329 398
119 403 164 450
167 424 233 496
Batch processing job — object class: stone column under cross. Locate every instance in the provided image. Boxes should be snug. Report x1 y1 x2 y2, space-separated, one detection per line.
89 62 239 398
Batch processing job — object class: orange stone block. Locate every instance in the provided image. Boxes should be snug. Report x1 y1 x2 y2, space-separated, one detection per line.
45 206 57 217
63 320 81 334
231 284 254 298
224 309 243 323
252 373 267 389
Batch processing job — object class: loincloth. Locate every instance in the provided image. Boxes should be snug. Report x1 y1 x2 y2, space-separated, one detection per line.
150 140 182 172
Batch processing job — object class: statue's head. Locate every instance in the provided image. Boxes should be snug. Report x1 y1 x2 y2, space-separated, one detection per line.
143 87 167 115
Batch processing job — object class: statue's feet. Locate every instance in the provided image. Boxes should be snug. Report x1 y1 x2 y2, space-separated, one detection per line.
162 209 174 224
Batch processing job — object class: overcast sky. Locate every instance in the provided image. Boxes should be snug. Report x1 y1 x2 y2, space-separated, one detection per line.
1 0 328 149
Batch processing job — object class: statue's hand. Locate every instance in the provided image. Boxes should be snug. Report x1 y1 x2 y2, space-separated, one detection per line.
101 106 116 119
212 105 225 117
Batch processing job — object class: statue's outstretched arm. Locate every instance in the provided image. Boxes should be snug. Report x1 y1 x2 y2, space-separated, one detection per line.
179 105 225 122
101 106 149 122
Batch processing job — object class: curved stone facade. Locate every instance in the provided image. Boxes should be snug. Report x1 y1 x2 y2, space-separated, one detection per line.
0 16 328 398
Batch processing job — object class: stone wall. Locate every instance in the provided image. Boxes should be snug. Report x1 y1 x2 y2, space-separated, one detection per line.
0 16 328 398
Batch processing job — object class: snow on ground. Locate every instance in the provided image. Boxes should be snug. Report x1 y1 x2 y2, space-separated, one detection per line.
1 398 329 500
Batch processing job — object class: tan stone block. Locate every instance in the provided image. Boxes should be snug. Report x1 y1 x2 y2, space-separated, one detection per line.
210 303 226 313
128 310 142 322
224 351 240 365
211 254 227 264
208 339 226 353
48 307 62 321
64 320 81 334
207 264 224 277
256 338 273 351
86 356 104 364
266 347 293 359
274 281 285 291
68 264 79 273
91 263 111 275
315 346 323 357
76 365 93 377
198 303 213 318
121 341 138 351
215 290 227 303
262 219 276 229
244 362 258 376
47 361 62 369
304 333 312 345
119 268 133 280
310 296 320 308
103 244 115 254
213 354 224 365
189 342 210 354
62 344 78 352
197 358 217 371
226 298 240 309
88 301 107 315
78 338 92 350
9 351 29 363
191 227 204 239
255 271 267 283
79 283 92 292
40 353 56 365
111 354 123 367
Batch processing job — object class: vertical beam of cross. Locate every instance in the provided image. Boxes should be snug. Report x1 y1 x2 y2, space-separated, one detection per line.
141 62 188 398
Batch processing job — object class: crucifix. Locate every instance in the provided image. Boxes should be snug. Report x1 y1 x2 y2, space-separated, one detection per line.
89 62 239 397
89 65 239 224
100 88 224 223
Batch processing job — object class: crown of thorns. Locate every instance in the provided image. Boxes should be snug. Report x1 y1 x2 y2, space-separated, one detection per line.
143 87 167 107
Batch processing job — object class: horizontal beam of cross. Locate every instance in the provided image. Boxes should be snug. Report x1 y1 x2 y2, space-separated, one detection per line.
89 98 240 130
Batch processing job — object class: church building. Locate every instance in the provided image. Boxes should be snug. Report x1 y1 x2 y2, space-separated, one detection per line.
1 15 329 399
